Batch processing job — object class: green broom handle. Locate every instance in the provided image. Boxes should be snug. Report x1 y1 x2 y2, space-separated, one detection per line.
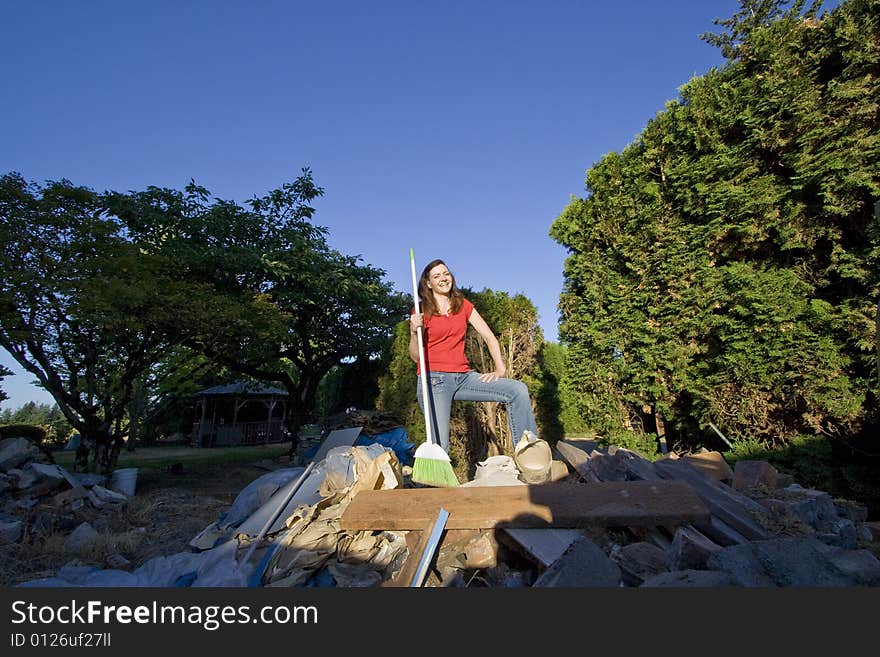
410 249 436 446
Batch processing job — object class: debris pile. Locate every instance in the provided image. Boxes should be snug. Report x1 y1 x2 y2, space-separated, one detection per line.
0 436 134 551
12 430 880 588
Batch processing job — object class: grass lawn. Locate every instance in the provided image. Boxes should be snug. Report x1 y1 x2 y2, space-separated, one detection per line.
51 443 291 473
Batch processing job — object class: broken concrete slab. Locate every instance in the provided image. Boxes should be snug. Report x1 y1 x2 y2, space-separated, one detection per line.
88 485 128 508
0 513 23 544
655 458 771 541
554 440 602 482
500 528 583 568
640 569 738 587
693 515 754 546
732 460 780 492
668 525 723 570
681 450 734 484
8 467 37 489
775 485 839 534
65 522 99 552
707 537 880 587
549 460 570 481
51 487 88 507
27 462 68 485
533 535 621 587
0 437 40 471
613 541 670 586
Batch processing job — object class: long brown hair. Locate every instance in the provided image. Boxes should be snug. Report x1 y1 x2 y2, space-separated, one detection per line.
418 259 464 317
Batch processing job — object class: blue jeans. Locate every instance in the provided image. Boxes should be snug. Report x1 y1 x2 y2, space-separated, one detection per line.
416 370 538 453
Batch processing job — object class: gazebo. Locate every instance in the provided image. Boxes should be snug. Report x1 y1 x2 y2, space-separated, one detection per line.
191 382 290 447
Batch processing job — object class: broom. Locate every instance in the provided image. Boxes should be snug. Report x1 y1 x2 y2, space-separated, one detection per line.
409 248 459 487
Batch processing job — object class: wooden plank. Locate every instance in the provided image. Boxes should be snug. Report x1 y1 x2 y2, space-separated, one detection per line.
340 480 710 531
655 459 769 541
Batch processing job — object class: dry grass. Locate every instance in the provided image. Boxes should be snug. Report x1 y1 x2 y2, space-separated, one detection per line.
1 460 280 587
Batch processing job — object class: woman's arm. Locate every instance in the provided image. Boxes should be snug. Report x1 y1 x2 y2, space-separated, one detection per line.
468 308 507 382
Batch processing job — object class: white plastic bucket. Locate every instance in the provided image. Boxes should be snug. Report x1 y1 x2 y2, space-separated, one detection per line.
110 468 139 496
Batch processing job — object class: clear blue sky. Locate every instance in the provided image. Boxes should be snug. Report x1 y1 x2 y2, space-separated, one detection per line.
3 0 804 410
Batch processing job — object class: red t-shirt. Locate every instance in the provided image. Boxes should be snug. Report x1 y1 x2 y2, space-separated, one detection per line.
414 298 474 374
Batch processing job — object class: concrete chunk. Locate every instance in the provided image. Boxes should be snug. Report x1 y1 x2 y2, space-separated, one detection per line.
0 514 23 544
533 535 621 587
732 460 779 491
708 537 880 587
614 541 670 586
682 450 734 484
0 437 40 471
641 570 739 587
65 522 99 552
669 525 723 570
777 486 838 533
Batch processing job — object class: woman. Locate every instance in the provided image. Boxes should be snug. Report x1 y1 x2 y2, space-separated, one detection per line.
409 258 539 453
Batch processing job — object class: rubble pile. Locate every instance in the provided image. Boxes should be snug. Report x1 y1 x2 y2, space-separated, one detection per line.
11 430 880 588
490 441 880 587
0 436 132 549
0 435 142 585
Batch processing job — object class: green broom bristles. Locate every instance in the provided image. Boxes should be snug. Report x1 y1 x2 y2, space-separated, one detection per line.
412 456 459 488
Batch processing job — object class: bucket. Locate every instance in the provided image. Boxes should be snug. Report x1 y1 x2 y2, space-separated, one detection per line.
110 468 139 497
513 432 552 484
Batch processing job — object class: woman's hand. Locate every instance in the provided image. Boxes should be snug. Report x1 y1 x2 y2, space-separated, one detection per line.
410 313 423 334
479 368 506 383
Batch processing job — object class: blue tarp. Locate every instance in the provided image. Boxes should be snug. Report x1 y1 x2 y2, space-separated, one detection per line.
305 427 415 466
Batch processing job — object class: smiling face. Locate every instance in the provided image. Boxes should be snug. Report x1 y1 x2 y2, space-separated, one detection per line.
427 263 453 296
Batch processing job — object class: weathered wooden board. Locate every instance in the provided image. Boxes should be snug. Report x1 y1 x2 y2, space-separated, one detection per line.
655 458 769 541
340 480 710 531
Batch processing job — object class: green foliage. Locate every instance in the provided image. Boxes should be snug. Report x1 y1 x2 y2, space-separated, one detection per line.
376 321 425 443
0 173 193 472
111 170 408 436
0 364 10 407
0 401 73 445
551 0 880 447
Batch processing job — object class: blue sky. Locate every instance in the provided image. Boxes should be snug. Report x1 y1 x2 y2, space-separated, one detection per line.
3 0 821 410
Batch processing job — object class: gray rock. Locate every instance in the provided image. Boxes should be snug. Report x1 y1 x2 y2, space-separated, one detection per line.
669 525 723 570
708 537 880 587
641 570 738 587
614 541 670 586
0 437 40 471
815 518 857 549
65 522 99 552
533 535 622 587
706 543 778 587
0 516 23 544
780 486 838 533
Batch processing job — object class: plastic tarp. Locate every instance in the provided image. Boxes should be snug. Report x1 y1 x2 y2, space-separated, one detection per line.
18 540 247 588
356 427 415 466
305 427 414 466
219 467 306 529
